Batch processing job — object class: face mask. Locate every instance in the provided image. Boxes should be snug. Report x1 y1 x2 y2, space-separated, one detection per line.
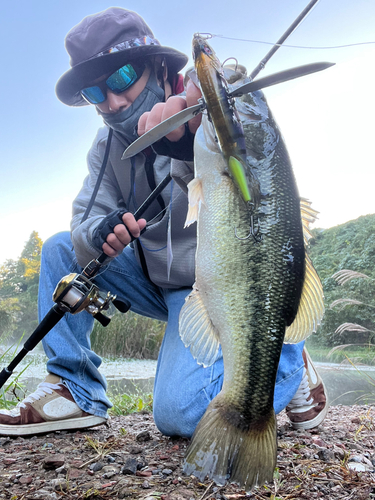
100 69 165 144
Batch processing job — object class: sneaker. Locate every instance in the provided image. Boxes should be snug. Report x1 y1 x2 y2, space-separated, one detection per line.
286 348 329 430
0 374 107 436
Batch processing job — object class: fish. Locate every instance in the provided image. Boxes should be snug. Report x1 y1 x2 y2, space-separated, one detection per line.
179 35 324 491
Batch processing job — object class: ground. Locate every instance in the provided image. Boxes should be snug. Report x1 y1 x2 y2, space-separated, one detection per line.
0 405 374 500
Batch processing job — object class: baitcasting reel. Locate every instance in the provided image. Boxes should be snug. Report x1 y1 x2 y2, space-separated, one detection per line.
52 271 130 327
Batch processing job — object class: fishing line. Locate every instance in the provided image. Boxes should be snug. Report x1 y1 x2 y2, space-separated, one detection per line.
209 34 375 50
143 188 185 228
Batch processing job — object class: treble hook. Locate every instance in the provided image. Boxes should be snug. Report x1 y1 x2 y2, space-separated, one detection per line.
234 215 262 243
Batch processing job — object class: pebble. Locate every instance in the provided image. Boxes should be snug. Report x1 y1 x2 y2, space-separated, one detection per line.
317 449 335 462
129 446 143 454
3 459 16 465
101 465 120 473
136 430 151 442
51 478 67 491
106 455 116 463
142 480 151 489
42 454 65 470
31 490 59 500
19 476 33 485
121 458 138 475
137 470 152 477
347 462 373 472
162 468 173 475
89 461 104 472
56 465 68 474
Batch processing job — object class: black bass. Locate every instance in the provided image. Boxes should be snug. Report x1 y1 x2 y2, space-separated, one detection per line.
179 36 324 491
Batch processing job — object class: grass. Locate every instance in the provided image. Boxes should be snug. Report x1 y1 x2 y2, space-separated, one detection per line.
91 311 165 360
108 386 153 416
0 336 31 409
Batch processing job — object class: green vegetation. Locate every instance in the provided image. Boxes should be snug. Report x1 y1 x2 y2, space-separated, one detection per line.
91 311 165 359
108 388 153 416
308 213 375 348
0 339 31 410
0 231 42 345
305 344 375 366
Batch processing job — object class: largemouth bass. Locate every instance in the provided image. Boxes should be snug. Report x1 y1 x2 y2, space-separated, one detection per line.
179 36 324 491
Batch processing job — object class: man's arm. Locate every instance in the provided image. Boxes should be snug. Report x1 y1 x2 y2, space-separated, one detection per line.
70 127 145 265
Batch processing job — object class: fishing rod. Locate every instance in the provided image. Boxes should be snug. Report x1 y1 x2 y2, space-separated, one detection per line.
0 173 172 390
249 0 320 80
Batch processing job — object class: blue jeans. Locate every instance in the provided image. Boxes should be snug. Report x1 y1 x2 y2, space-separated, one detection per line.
38 231 304 438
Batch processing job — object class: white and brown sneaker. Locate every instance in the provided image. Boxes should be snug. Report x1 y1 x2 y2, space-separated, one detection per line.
0 374 107 436
286 348 329 430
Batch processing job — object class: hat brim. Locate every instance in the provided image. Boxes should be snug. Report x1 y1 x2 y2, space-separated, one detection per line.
56 45 189 106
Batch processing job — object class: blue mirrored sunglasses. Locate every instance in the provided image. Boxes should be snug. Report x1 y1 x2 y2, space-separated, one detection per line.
80 62 145 105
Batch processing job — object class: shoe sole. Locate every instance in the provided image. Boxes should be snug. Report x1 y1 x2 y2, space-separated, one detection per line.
290 393 329 430
0 415 107 436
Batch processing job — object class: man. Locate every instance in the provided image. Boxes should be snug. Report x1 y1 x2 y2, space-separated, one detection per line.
0 8 327 436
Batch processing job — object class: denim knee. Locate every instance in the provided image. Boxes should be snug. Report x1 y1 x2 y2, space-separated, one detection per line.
153 388 205 438
41 232 75 269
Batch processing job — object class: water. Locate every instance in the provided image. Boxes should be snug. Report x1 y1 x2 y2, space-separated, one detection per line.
2 353 374 405
1 353 157 397
315 362 375 405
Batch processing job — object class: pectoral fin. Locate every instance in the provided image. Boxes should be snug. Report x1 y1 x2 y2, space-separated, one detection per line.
185 177 205 227
179 286 221 367
284 199 325 343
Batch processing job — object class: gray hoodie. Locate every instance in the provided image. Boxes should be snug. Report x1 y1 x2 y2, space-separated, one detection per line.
70 127 197 288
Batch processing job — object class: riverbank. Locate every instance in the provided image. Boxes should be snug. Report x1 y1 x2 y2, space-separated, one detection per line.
0 404 374 499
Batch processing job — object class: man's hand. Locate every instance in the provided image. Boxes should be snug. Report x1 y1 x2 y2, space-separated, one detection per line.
92 211 147 258
103 213 147 258
137 80 202 141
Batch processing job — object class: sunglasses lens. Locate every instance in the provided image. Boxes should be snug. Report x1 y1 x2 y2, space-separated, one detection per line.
80 86 106 104
106 64 139 93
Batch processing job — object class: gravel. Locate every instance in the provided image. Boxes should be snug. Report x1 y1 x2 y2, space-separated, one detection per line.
0 405 374 499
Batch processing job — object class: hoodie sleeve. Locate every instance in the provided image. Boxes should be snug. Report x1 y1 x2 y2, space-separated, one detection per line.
70 126 123 267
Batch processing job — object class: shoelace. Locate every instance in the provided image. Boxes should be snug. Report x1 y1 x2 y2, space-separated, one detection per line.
17 381 62 409
287 368 314 409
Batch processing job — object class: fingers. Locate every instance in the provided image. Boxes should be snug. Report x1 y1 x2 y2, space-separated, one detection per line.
138 97 188 142
137 83 203 143
102 214 147 258
186 80 202 134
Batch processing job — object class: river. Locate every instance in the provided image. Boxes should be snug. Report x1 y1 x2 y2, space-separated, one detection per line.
1 352 374 406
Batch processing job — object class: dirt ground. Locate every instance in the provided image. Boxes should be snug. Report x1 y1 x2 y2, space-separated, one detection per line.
0 404 374 500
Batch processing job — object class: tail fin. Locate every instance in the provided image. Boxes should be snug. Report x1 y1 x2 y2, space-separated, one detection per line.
183 395 277 492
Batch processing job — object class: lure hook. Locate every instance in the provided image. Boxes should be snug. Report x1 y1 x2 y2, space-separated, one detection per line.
234 216 262 243
194 32 213 40
222 57 239 72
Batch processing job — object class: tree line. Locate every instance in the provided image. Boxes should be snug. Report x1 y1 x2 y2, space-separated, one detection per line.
0 214 374 353
0 231 42 344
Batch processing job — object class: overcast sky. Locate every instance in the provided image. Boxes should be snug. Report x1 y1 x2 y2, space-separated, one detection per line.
1 0 374 264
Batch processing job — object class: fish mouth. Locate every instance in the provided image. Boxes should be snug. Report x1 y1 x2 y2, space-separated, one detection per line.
192 34 215 62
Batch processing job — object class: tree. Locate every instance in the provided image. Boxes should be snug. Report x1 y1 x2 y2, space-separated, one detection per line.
0 231 43 343
17 231 43 291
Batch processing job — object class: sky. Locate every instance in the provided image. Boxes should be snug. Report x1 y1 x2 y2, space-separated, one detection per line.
0 0 374 264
